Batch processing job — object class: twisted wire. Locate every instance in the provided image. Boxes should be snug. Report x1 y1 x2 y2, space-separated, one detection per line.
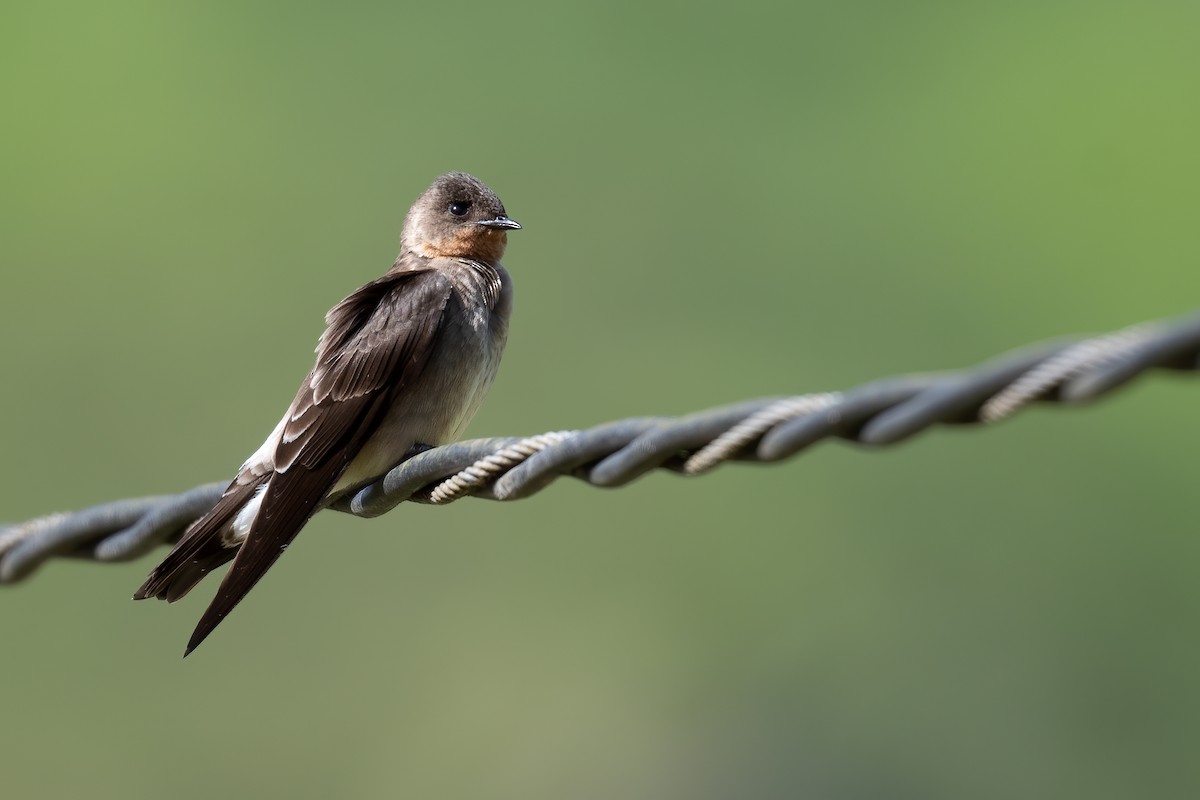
3 311 1197 585
428 430 578 504
683 393 843 475
979 322 1159 422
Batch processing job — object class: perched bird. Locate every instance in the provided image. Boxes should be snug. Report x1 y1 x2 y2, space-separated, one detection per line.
134 172 519 655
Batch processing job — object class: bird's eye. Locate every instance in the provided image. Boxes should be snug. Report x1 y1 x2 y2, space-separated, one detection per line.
448 201 471 217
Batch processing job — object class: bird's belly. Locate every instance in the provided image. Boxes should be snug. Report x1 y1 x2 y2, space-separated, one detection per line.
331 319 504 495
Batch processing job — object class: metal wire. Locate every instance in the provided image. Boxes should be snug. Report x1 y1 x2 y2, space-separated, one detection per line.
2 312 1197 585
682 393 843 475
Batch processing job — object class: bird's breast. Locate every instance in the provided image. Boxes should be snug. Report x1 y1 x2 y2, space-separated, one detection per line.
334 261 512 493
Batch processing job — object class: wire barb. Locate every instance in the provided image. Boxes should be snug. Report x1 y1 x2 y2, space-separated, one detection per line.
2 311 1197 586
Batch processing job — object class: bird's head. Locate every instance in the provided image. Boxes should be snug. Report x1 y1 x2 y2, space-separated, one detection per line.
401 172 521 263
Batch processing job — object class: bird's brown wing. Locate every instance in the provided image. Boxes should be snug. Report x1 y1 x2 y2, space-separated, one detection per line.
182 267 453 655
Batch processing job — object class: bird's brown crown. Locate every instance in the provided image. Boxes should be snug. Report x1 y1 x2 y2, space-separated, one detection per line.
400 172 519 264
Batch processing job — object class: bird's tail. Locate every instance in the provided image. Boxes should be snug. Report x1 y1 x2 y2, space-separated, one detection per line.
134 474 270 603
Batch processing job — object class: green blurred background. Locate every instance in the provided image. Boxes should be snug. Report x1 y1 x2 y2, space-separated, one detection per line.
2 1 1197 797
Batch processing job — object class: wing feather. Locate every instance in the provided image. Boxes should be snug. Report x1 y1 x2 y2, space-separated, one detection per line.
184 268 454 654
138 267 454 655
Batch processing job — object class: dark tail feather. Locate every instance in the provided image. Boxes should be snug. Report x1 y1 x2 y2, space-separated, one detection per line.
182 529 303 657
134 475 269 602
137 548 239 603
182 457 349 656
179 391 393 655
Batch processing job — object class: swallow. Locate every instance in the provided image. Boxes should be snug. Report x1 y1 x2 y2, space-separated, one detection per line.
134 172 519 655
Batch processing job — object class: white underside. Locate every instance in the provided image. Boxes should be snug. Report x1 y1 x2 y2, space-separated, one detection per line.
229 482 269 544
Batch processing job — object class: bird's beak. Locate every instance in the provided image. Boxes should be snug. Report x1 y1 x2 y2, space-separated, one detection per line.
477 216 522 230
